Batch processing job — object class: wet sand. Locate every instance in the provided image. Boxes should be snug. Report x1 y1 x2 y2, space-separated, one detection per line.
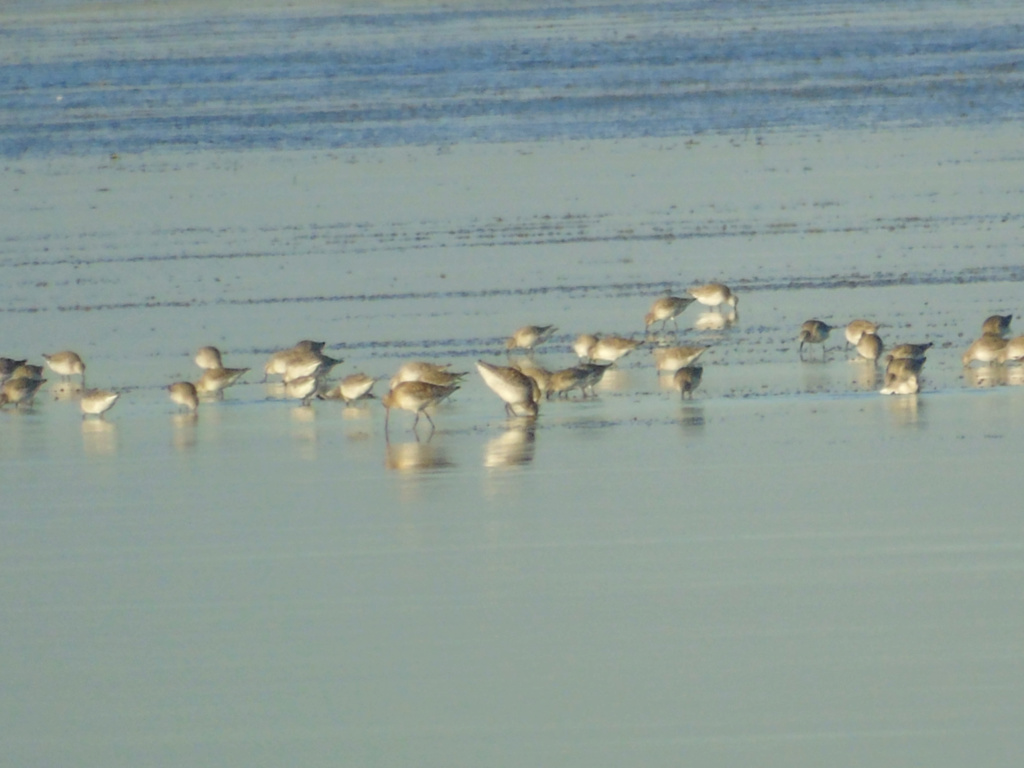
4 123 1024 767
4 3 1024 764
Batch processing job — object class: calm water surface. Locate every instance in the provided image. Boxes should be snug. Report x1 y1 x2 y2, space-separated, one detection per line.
3 1 1024 765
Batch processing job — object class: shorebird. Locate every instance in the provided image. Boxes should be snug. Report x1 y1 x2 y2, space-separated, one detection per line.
282 352 342 384
42 350 86 386
547 367 589 399
962 335 1007 367
382 381 459 438
546 364 608 399
652 345 708 373
8 363 44 381
845 319 880 348
687 282 738 311
320 373 378 404
263 340 326 381
588 335 643 365
855 332 884 364
79 389 120 418
476 360 540 418
644 296 696 332
573 333 599 362
510 358 553 397
884 355 926 380
575 363 609 396
888 342 932 360
196 367 249 397
798 320 832 360
389 361 467 390
194 346 224 370
997 335 1024 364
673 366 703 399
0 377 46 408
982 314 1013 337
284 375 320 406
880 370 920 395
505 325 557 351
0 357 27 382
168 381 199 413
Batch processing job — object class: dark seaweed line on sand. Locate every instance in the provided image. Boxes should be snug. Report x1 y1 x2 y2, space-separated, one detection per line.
3 265 1019 314
3 211 1019 270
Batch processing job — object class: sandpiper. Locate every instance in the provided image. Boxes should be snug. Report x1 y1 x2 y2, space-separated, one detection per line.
506 325 557 351
687 282 738 311
888 342 933 360
8 363 44 381
321 373 378 403
282 352 342 384
573 333 599 362
194 346 224 370
855 332 884 364
673 366 703 399
588 335 642 365
476 360 540 418
845 319 880 348
382 380 459 438
880 370 920 395
884 355 926 380
42 350 86 386
80 389 120 418
168 381 199 412
645 296 696 333
510 358 553 397
982 314 1013 337
0 376 46 408
389 361 467 390
997 335 1024 364
284 374 320 406
652 345 708 373
962 335 1007 367
575 363 609 396
0 357 27 382
263 340 326 381
798 320 832 359
546 364 607 399
196 367 249 397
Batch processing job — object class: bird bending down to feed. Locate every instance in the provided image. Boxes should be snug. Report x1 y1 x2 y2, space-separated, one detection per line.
80 389 120 418
168 381 199 413
798 320 832 360
476 360 540 418
687 283 738 311
382 381 459 439
673 366 703 399
506 325 557 351
645 296 695 333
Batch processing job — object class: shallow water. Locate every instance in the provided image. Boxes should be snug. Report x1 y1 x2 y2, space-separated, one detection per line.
3 2 1024 766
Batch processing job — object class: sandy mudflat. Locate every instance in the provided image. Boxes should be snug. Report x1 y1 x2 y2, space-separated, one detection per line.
3 1 1024 764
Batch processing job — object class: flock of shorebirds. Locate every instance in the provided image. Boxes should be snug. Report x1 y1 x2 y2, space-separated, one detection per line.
3 281 1023 437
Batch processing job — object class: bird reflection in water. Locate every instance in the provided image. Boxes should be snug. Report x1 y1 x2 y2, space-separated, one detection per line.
885 392 921 426
483 422 536 469
1005 366 1024 387
81 419 117 456
385 440 454 473
594 367 630 394
290 405 318 460
694 310 738 332
171 412 198 451
678 405 705 432
851 360 881 391
964 365 1005 389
